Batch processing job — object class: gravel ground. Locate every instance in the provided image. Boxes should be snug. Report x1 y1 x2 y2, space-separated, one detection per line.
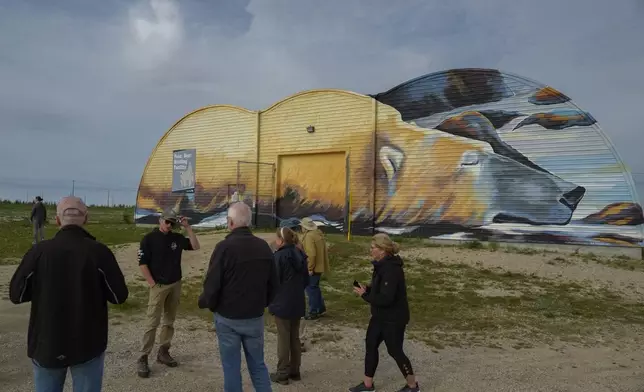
400 247 644 301
3 312 644 392
2 233 644 391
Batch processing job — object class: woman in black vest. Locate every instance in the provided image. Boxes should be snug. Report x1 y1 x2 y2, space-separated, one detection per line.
350 233 419 392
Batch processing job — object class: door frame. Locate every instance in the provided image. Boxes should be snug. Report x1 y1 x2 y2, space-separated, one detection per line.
235 160 276 227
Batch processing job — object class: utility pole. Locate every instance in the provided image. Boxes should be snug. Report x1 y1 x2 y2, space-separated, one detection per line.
72 180 75 196
107 190 110 207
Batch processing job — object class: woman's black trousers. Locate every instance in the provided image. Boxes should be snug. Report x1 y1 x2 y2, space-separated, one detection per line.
364 317 414 378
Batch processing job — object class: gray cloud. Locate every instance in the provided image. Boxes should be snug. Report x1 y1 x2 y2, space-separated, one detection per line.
0 0 643 204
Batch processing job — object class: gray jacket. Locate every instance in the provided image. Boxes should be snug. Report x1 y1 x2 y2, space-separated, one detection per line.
31 202 47 225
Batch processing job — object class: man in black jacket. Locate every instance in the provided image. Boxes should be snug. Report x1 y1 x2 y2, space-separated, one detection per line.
30 196 47 244
198 201 278 392
9 196 129 392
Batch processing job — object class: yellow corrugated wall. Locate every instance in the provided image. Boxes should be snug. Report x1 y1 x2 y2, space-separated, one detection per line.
137 105 258 212
259 90 376 227
136 71 644 247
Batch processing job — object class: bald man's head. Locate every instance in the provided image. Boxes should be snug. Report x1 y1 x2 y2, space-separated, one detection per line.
56 196 88 227
227 202 252 230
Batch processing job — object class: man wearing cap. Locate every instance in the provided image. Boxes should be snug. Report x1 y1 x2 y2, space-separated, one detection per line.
30 196 47 244
299 217 330 320
10 196 129 392
136 209 200 378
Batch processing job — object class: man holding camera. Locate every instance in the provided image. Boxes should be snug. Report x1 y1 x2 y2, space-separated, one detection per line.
136 210 200 378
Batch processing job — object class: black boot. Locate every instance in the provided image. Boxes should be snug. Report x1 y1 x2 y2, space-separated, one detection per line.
289 372 301 381
157 345 178 367
270 372 290 385
137 355 150 378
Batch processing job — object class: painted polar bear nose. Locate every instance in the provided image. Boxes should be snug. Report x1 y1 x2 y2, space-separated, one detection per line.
560 186 586 209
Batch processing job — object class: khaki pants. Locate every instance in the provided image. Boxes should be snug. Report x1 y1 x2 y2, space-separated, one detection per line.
274 316 302 377
140 281 182 356
300 318 307 343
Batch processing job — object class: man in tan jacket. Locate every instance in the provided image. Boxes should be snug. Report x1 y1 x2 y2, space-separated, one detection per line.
299 217 330 320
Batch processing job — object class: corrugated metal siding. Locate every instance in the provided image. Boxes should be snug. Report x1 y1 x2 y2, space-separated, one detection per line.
372 68 643 245
259 90 375 232
137 106 257 215
136 68 643 246
374 101 496 231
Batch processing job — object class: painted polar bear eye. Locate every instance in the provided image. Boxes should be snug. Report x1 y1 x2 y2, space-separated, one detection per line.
379 145 404 180
460 151 480 166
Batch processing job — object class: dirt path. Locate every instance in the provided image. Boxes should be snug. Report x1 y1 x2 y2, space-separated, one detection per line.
2 313 644 392
2 234 644 391
401 247 644 301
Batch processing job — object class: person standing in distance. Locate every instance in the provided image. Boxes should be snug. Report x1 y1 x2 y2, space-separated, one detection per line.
9 196 129 392
198 202 278 392
136 209 200 378
299 217 330 320
30 196 47 244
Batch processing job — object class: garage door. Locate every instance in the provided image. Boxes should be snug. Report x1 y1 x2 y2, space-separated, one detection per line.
277 151 347 223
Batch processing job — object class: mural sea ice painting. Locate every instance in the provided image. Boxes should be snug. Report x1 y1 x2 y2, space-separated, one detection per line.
135 68 644 247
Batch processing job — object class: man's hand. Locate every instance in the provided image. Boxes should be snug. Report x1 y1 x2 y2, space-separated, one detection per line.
140 266 155 287
309 270 314 276
179 216 190 229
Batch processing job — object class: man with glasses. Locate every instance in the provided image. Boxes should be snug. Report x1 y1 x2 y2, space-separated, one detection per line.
136 209 200 378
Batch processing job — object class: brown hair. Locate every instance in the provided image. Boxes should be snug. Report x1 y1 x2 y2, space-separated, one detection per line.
276 226 299 245
372 233 400 255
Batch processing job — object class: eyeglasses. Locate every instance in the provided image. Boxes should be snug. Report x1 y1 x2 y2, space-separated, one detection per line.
164 220 175 226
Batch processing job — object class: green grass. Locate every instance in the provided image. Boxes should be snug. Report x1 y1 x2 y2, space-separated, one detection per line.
317 237 644 347
108 233 644 350
0 204 215 265
0 202 134 223
0 205 148 264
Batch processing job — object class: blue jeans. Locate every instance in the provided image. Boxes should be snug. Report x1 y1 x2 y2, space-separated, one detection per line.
306 273 326 315
32 352 105 392
214 313 272 392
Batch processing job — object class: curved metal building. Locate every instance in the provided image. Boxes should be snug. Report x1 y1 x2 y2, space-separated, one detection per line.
136 68 643 247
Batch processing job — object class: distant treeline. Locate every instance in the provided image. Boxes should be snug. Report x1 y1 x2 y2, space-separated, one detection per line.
0 199 134 209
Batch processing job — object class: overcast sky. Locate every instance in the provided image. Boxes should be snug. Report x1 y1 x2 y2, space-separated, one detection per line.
1 0 643 205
